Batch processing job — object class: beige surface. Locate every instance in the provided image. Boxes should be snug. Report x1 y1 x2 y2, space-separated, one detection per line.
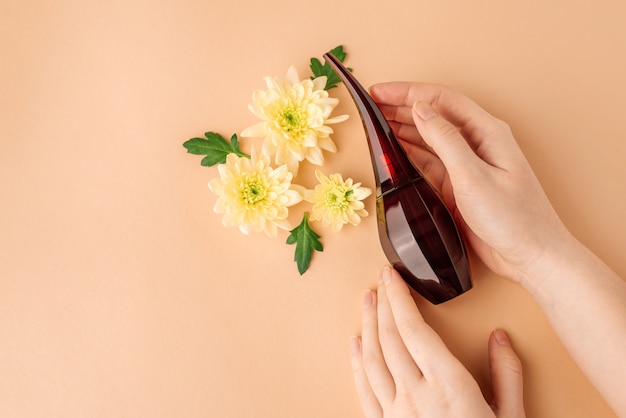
1 0 625 417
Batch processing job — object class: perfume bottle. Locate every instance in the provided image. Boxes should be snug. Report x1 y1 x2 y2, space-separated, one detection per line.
324 53 472 304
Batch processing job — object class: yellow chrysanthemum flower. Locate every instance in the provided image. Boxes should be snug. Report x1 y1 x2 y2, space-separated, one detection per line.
305 170 372 233
208 149 303 237
240 66 349 174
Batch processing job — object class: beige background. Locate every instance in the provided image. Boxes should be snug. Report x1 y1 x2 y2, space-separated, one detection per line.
1 0 625 417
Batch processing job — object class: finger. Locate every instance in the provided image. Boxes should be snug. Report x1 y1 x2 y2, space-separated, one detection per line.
385 118 450 199
361 290 396 405
371 82 495 130
412 101 486 183
488 330 526 418
376 273 423 387
373 82 518 164
378 103 416 126
381 267 463 380
377 102 433 150
350 336 384 418
370 81 425 107
400 142 447 193
379 105 430 150
389 120 426 146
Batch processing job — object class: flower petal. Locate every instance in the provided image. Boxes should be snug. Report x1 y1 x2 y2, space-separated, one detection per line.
312 76 327 91
326 114 350 124
285 65 300 85
306 147 324 166
241 121 268 138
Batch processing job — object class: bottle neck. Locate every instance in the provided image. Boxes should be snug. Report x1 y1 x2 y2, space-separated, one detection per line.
321 52 422 195
361 103 422 196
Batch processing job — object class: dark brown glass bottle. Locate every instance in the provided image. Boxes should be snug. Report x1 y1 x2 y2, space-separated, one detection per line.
324 53 472 304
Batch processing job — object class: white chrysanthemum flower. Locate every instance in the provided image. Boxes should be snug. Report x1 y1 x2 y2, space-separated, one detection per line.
208 149 303 237
305 170 372 233
240 66 349 174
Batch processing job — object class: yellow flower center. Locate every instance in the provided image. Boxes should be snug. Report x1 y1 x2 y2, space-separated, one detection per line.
241 176 268 206
277 105 307 138
325 188 353 211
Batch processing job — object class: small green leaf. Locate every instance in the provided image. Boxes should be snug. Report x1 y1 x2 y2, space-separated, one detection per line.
183 132 249 167
310 45 352 90
328 45 348 62
286 213 323 275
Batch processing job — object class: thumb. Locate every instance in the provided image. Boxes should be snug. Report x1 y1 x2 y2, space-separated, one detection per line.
412 101 482 181
488 329 526 418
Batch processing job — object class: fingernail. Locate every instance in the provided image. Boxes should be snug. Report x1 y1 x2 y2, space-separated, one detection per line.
362 290 373 309
381 266 392 285
413 101 437 121
493 329 510 346
369 84 381 98
349 336 361 354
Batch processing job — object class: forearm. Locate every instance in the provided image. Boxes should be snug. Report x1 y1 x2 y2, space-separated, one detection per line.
521 234 626 416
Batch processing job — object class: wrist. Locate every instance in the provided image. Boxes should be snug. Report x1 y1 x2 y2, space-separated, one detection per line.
515 230 582 296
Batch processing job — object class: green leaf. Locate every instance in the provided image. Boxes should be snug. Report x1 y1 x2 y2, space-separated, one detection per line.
286 213 323 275
310 45 352 90
183 132 249 167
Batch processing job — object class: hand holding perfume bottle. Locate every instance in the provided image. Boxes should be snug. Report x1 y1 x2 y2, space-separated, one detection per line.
370 82 570 286
324 54 472 304
348 80 626 417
